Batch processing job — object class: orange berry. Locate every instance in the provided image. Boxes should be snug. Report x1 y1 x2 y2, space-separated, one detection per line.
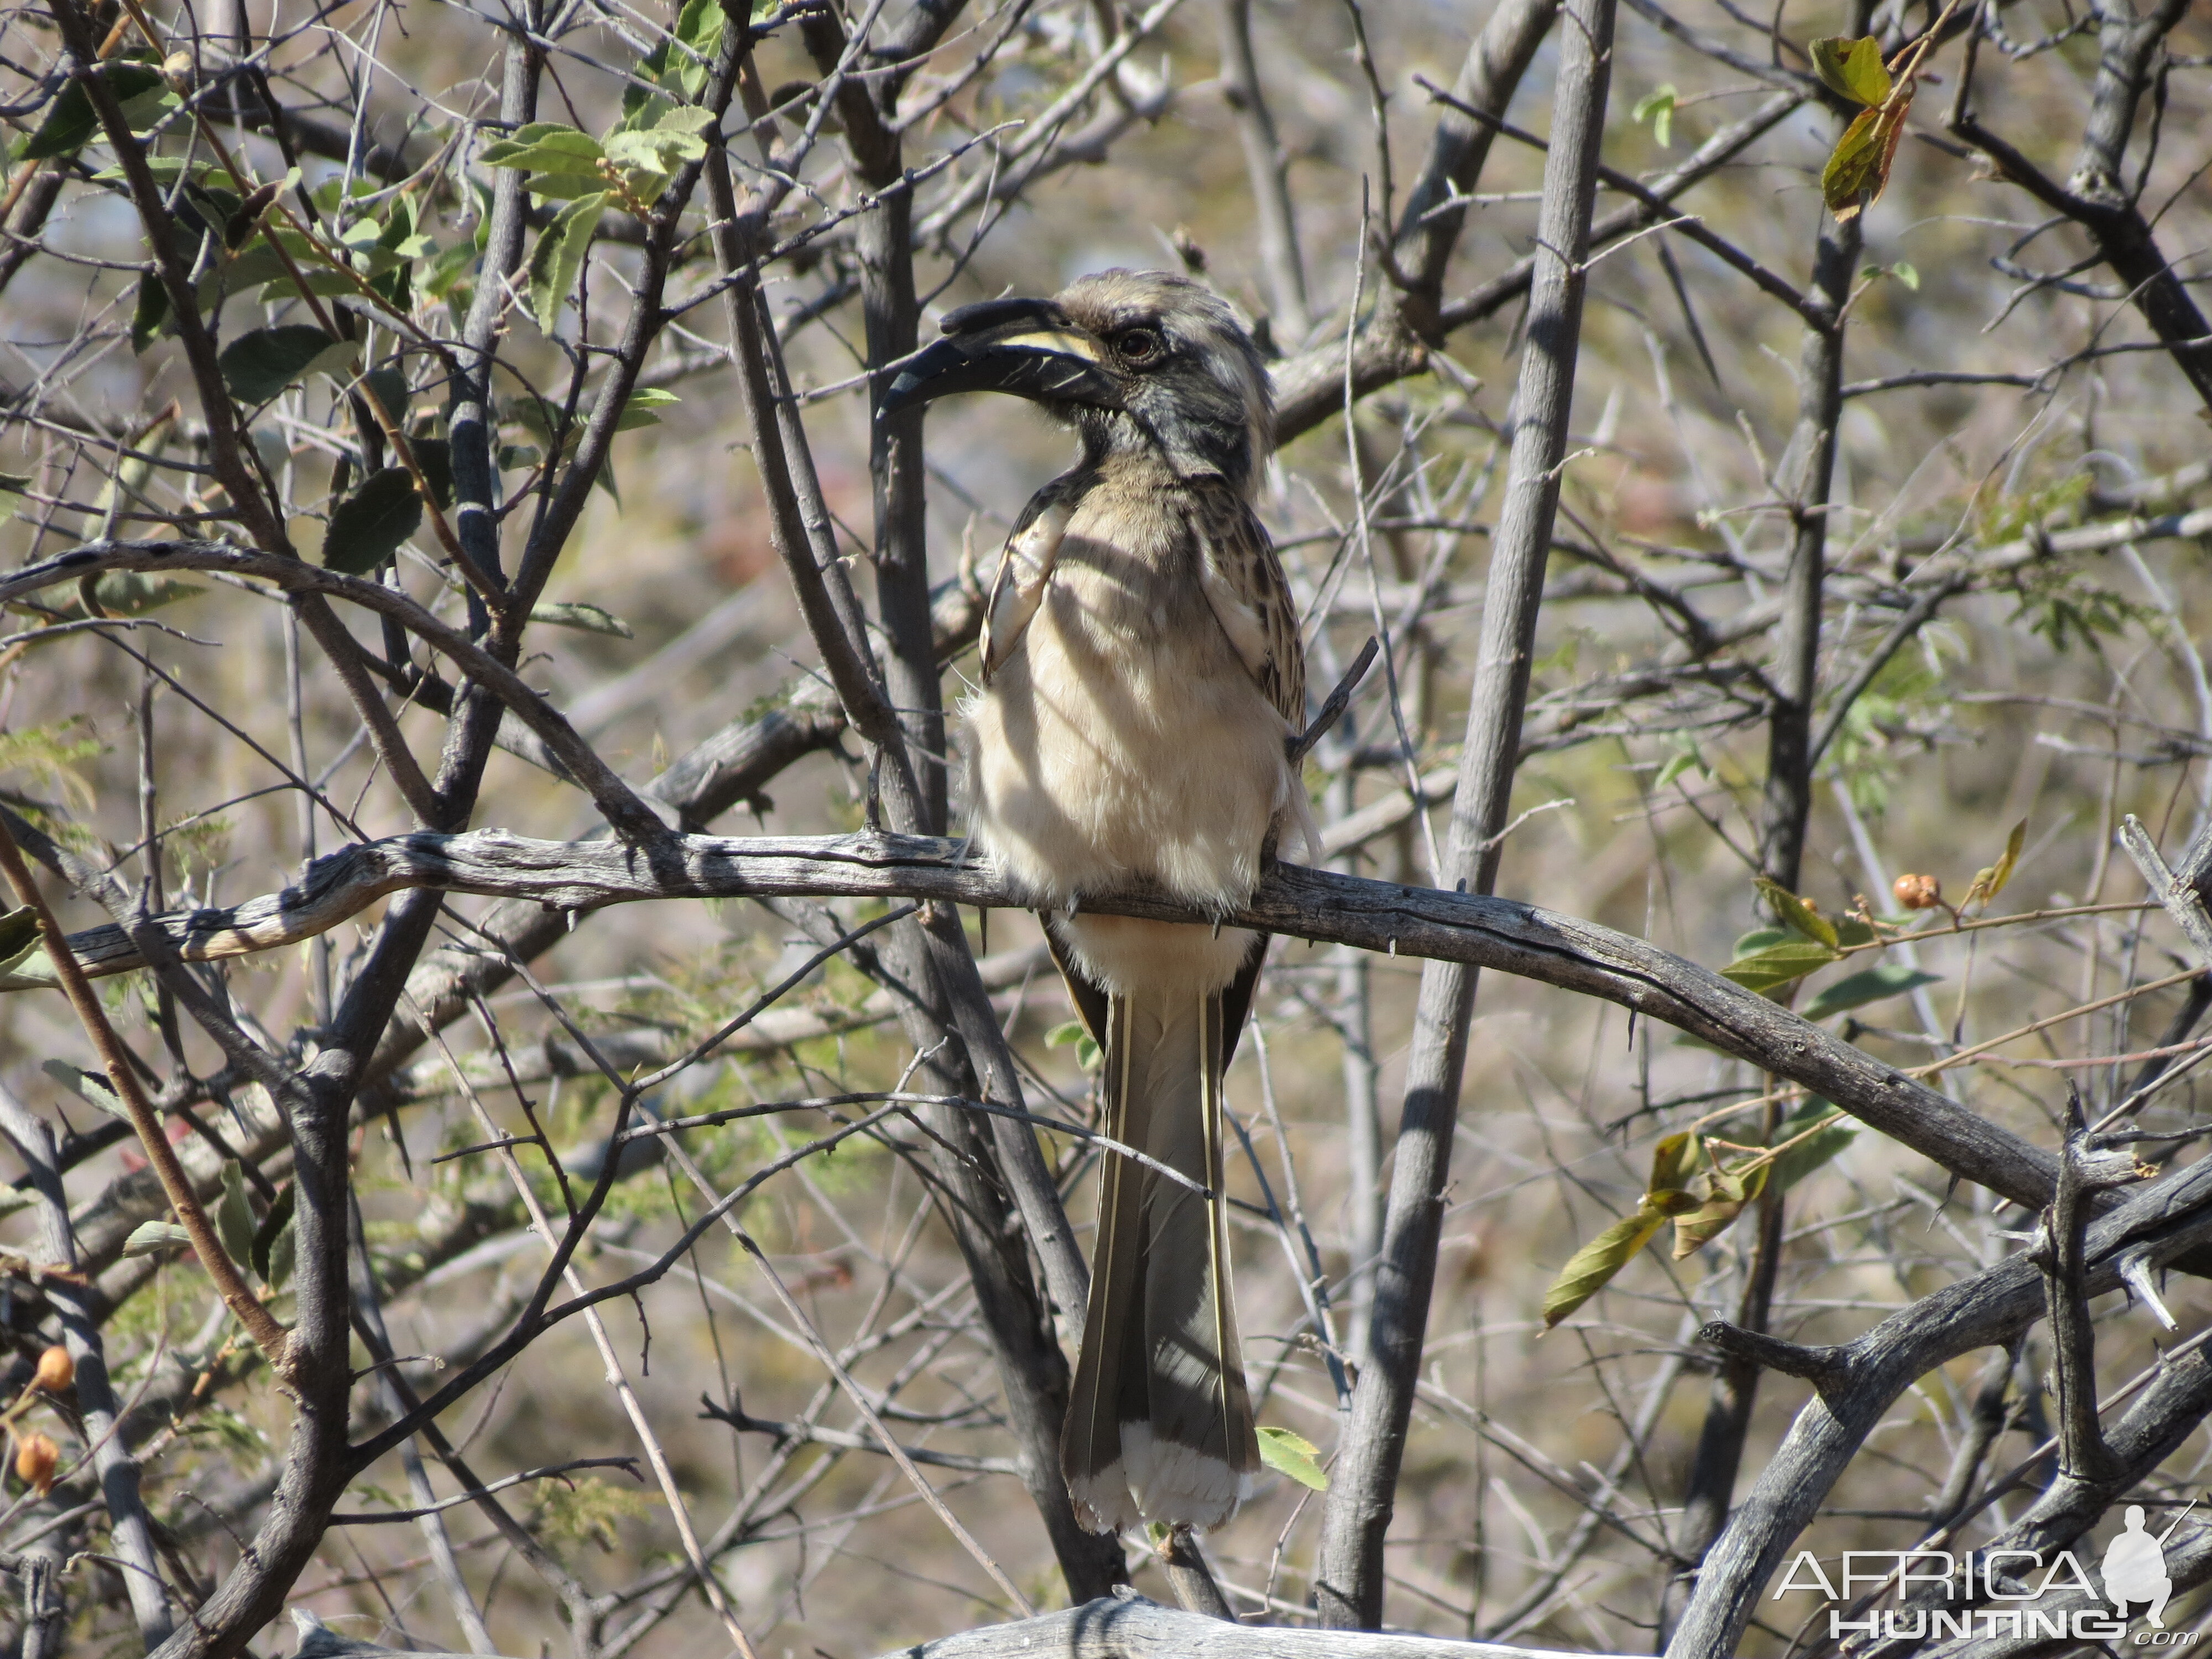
15 1432 57 1495
32 1346 71 1394
1893 874 1941 910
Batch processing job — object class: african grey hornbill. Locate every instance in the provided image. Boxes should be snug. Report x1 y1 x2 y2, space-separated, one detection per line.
881 269 1312 1533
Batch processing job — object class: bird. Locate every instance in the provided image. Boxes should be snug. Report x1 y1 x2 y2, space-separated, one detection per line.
881 269 1311 1533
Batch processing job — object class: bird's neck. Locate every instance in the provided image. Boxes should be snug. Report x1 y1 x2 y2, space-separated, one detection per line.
1080 417 1256 497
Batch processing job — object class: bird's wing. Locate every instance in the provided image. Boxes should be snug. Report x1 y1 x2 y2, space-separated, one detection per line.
1189 485 1305 727
979 487 1076 681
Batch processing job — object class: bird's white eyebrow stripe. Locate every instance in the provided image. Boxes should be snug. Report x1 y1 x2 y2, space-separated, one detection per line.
992 328 1106 363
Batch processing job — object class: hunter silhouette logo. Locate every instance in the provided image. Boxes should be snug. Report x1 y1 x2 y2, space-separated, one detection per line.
2105 1503 2194 1629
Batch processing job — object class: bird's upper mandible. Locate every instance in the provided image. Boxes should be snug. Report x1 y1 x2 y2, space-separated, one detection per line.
879 269 1275 497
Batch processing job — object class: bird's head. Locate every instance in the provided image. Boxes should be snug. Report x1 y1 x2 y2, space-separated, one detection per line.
880 269 1272 494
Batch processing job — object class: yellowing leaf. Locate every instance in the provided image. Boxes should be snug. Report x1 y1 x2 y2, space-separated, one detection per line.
1809 35 1891 106
1256 1426 1329 1491
1963 818 2028 911
1672 1160 1769 1258
1542 1208 1667 1328
1821 89 1913 223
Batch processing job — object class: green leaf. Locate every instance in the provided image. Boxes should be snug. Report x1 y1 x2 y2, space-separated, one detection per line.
23 64 168 160
1654 739 1704 790
218 325 343 404
1647 1130 1702 1206
131 271 170 353
322 468 422 574
1542 1208 1667 1329
40 1057 125 1118
614 387 680 431
1800 964 1942 1021
524 173 615 202
1890 260 1918 290
671 0 727 96
251 1182 295 1289
123 1220 194 1258
527 192 607 336
531 600 635 638
0 907 41 968
1809 35 1891 106
480 123 605 173
1631 84 1676 148
360 366 409 426
1720 938 1841 995
1754 878 1838 948
410 437 454 510
1767 1104 1856 1194
216 1161 256 1269
82 573 202 615
1256 1426 1329 1491
1045 1019 1100 1071
264 1211 295 1292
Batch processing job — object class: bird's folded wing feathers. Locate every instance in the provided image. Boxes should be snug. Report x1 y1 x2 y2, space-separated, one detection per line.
979 498 1072 681
1190 487 1305 727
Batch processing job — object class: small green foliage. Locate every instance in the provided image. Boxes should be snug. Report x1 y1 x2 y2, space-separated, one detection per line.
528 194 608 335
322 467 423 574
1653 736 1707 791
1256 1426 1329 1490
219 326 348 405
1753 877 1838 948
1809 35 1891 105
131 272 170 353
1799 963 1942 1021
252 1183 296 1291
0 910 40 978
123 1220 195 1258
1631 84 1676 148
1542 1133 1704 1328
0 719 105 809
1764 1103 1856 1194
1978 471 2091 544
1720 927 1840 997
215 1162 257 1270
1045 1018 1100 1071
530 1474 655 1551
23 62 174 160
2006 565 2153 654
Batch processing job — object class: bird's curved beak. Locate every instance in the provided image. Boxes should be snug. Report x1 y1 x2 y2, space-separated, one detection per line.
879 297 1122 418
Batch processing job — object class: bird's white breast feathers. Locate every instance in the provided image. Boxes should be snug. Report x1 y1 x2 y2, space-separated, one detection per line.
962 489 1309 995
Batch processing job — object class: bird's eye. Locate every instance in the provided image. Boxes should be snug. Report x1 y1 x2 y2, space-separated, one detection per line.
1118 328 1161 364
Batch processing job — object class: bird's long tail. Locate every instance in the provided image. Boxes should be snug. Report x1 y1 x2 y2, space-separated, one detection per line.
1061 970 1259 1533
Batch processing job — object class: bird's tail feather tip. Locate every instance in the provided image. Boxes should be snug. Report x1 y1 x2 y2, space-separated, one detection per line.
1065 1458 1140 1535
1120 1421 1259 1532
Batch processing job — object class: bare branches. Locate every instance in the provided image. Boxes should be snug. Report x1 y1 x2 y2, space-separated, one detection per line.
1314 0 1616 1623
